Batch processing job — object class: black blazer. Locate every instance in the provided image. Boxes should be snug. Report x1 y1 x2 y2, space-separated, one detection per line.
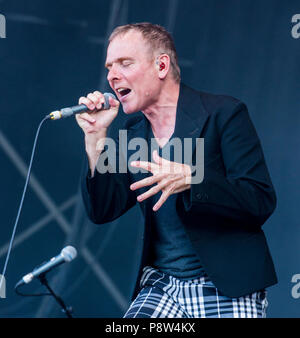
81 83 277 299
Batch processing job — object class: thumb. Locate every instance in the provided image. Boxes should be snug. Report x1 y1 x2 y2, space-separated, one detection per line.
108 96 120 108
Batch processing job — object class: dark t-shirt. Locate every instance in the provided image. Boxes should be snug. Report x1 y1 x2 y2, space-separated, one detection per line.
146 119 205 279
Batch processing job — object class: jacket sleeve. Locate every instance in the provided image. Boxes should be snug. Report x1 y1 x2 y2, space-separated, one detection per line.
182 101 277 227
81 138 137 225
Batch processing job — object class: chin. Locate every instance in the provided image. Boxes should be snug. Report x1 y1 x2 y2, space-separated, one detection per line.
123 108 133 115
122 104 138 115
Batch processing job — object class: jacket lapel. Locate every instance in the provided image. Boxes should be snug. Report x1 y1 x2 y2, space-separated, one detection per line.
173 83 210 164
125 115 151 197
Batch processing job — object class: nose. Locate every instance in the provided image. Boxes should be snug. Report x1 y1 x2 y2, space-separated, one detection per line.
107 64 121 82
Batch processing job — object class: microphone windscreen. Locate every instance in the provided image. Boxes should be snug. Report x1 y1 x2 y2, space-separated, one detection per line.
103 92 117 109
61 246 77 262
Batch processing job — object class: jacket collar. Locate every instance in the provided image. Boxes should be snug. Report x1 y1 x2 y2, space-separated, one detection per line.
174 82 209 140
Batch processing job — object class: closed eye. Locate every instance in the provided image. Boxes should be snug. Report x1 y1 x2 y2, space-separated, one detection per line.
122 62 132 67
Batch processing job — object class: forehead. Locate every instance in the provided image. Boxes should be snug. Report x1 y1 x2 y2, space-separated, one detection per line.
106 30 152 63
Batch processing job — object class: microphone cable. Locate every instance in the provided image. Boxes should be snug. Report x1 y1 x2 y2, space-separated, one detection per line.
0 114 51 292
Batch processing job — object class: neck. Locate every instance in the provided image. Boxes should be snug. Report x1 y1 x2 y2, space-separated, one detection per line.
142 81 180 139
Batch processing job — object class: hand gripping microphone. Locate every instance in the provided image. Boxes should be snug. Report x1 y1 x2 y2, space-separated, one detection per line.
49 92 116 120
15 246 77 287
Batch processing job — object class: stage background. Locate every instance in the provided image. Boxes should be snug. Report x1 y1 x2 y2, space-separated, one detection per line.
0 0 299 317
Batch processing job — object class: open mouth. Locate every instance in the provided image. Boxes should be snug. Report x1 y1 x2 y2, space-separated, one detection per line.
117 88 132 98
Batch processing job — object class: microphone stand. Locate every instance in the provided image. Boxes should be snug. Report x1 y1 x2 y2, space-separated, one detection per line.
38 274 73 318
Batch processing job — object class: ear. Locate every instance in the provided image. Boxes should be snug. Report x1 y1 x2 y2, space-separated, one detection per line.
156 54 170 80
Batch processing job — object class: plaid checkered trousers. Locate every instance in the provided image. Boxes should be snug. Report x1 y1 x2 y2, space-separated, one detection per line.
124 266 268 318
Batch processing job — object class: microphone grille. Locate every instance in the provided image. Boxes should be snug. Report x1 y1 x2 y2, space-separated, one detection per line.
103 92 117 109
104 92 116 99
61 246 77 262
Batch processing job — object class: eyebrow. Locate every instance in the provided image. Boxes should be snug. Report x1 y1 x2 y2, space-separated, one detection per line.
105 57 134 69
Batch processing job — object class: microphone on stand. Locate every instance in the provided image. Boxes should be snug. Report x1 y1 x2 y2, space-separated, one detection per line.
15 246 77 288
15 246 77 318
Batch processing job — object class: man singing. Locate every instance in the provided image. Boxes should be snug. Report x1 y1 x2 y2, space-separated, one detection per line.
76 22 277 318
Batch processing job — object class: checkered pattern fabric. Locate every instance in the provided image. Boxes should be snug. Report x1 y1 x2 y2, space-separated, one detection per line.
123 266 268 318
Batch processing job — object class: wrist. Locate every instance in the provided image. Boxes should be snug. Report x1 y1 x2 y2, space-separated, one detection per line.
85 129 107 153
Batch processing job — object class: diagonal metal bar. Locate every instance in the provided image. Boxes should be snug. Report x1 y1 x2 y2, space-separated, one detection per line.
165 0 193 69
62 218 120 298
0 130 72 234
98 0 126 91
166 0 179 33
6 13 50 26
81 246 129 311
0 195 77 258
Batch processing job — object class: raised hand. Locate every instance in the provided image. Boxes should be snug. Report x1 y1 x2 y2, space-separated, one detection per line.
130 150 192 211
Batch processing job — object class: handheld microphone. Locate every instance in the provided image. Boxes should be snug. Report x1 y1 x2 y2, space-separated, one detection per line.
15 246 77 287
49 92 116 120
